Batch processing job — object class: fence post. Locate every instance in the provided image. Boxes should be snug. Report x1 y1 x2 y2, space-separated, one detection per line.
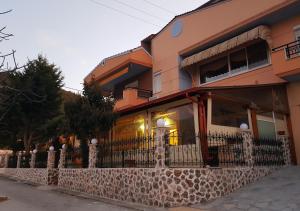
279 135 291 165
241 129 254 167
4 153 10 168
89 139 98 168
30 149 37 168
155 119 168 168
58 144 66 169
17 151 22 168
47 146 55 169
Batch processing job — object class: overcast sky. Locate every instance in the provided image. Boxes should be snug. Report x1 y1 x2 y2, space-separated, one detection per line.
1 0 208 91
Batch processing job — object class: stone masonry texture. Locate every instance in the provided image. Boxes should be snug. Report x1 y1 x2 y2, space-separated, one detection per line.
58 167 276 207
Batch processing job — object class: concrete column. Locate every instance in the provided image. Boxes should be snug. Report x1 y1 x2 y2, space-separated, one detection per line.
58 145 66 169
47 146 56 169
4 154 10 168
30 150 37 168
241 130 254 167
89 139 98 168
17 151 22 168
155 119 168 168
279 135 291 165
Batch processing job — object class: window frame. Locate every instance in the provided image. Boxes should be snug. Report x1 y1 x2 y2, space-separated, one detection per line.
199 40 270 85
153 71 162 94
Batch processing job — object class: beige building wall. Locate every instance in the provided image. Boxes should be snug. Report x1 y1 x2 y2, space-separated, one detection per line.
287 82 300 164
151 0 296 98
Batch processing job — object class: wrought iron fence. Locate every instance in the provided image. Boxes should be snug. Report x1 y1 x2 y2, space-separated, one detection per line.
165 132 245 168
20 154 31 168
253 137 285 166
65 147 89 168
7 155 17 168
35 151 48 168
96 135 155 168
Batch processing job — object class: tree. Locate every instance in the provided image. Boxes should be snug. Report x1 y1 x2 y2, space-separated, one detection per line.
64 81 117 166
0 55 64 153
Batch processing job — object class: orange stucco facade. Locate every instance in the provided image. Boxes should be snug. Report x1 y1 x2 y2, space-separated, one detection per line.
85 0 300 164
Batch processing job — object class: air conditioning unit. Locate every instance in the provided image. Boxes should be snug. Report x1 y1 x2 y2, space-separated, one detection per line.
149 95 158 101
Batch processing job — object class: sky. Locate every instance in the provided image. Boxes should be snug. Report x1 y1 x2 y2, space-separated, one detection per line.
1 0 208 92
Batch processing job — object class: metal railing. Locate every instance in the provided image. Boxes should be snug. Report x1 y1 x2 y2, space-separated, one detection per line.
65 148 89 168
96 135 155 168
253 137 285 166
7 155 17 168
35 151 48 168
165 132 245 168
272 40 300 59
20 154 31 168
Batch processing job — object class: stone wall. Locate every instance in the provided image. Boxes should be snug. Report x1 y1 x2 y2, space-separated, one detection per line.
58 167 277 207
0 168 58 185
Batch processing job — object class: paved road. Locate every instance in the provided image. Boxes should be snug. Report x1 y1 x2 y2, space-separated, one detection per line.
191 166 300 211
0 176 144 211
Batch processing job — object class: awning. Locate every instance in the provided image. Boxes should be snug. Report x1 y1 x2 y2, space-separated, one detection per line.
181 25 272 68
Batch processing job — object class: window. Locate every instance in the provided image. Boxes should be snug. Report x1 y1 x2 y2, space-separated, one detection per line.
247 41 268 69
294 26 300 41
200 56 229 84
199 40 269 84
151 104 196 145
153 72 161 93
230 48 247 74
114 114 146 139
212 98 249 128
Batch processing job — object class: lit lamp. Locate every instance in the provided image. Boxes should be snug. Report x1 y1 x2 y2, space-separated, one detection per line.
240 123 249 130
91 138 98 145
62 144 66 149
33 149 37 154
157 118 166 128
49 146 54 151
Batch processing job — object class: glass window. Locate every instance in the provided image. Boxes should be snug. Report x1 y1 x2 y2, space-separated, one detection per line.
247 41 268 69
212 98 249 128
229 48 247 74
200 56 229 83
153 72 161 93
114 114 146 139
151 104 196 145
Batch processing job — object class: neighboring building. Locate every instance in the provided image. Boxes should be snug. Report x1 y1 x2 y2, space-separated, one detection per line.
85 0 300 164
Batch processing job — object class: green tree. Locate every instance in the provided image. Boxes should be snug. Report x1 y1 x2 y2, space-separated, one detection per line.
64 81 117 167
0 55 63 153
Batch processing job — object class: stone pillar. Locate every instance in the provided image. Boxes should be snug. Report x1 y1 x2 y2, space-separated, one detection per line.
241 130 254 167
4 154 10 168
30 150 37 168
58 145 66 169
17 151 22 168
89 139 98 168
155 119 168 168
47 146 55 169
279 135 291 165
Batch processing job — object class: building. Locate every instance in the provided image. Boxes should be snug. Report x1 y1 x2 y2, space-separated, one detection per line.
84 0 300 165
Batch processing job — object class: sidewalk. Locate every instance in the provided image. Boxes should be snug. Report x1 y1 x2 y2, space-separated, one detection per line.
188 166 300 211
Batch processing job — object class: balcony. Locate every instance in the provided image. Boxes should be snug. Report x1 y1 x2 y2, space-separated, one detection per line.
114 88 152 111
272 40 300 80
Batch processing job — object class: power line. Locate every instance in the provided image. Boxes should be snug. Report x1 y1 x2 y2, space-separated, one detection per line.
88 0 162 28
113 0 168 21
142 0 176 16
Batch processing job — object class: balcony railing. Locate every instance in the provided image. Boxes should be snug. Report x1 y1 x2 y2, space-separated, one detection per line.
114 88 152 110
272 40 300 59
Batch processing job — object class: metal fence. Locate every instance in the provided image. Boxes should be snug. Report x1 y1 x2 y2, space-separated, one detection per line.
20 154 31 168
165 132 245 168
65 148 89 168
253 137 285 166
35 151 48 168
7 155 17 168
96 136 155 168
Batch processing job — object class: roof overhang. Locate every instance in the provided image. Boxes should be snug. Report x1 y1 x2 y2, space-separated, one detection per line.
118 83 286 116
